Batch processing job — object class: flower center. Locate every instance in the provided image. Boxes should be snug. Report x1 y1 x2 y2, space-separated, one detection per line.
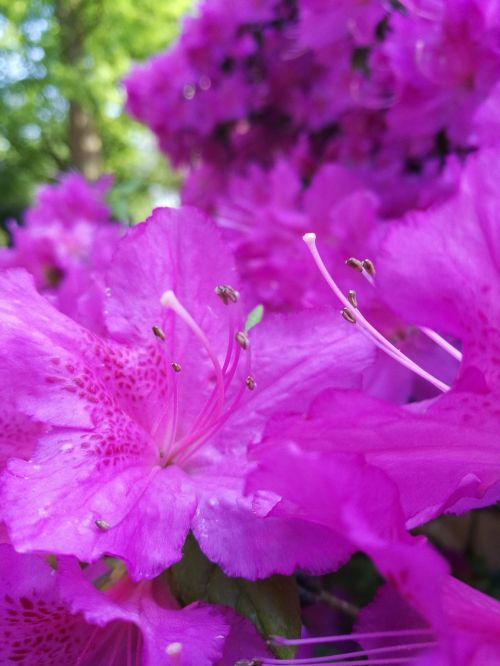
76 622 143 666
154 286 253 466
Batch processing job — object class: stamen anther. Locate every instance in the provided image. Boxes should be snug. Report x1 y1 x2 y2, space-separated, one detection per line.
152 325 166 341
362 258 375 275
341 307 357 324
171 362 182 373
346 257 364 272
246 375 256 390
215 284 239 304
304 233 450 393
236 331 250 349
95 519 110 531
351 255 462 362
348 289 358 308
166 642 183 662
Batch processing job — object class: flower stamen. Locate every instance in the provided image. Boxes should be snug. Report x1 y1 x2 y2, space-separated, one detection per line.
152 325 166 340
215 284 240 304
251 629 436 666
159 288 252 464
236 330 250 349
271 628 433 646
362 258 375 275
346 257 364 272
246 375 256 390
341 307 357 324
347 254 462 362
175 349 252 465
166 641 183 663
347 289 358 308
304 234 450 393
161 289 225 416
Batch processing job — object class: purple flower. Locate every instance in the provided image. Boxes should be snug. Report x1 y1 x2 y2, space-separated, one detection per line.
186 158 383 312
0 173 122 329
374 149 500 511
125 0 500 221
0 544 265 665
0 206 373 580
253 149 500 534
246 441 500 665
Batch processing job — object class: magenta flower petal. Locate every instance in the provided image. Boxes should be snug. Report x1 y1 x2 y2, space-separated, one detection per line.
0 543 265 665
0 545 98 665
0 208 374 580
192 478 354 579
260 388 500 527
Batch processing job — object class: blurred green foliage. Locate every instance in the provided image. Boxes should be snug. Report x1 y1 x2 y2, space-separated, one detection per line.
0 0 190 222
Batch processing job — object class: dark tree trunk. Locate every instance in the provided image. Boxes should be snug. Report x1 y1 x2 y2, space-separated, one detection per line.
68 101 102 180
55 0 102 179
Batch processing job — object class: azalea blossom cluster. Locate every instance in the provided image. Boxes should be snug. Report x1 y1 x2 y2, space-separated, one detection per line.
125 0 500 314
3 0 500 665
125 0 500 212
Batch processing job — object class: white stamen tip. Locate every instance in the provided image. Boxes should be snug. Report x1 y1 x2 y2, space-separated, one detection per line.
161 290 176 307
303 232 317 245
165 642 183 656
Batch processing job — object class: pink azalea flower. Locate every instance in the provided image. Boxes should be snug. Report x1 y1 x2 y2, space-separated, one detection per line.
188 158 384 313
0 206 373 580
245 444 500 665
264 147 500 528
374 149 500 513
0 173 122 329
0 544 265 665
249 384 494 529
298 0 385 56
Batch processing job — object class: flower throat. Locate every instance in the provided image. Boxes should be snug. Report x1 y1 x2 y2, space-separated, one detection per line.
151 285 254 466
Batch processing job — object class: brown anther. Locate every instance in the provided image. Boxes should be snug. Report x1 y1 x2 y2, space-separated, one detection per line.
345 257 363 272
95 519 110 531
245 375 256 391
348 289 358 308
362 258 375 275
215 284 239 305
152 325 166 341
341 307 357 324
235 331 250 350
171 362 182 373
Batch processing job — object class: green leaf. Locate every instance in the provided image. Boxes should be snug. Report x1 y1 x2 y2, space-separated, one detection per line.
167 534 300 658
244 304 264 332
